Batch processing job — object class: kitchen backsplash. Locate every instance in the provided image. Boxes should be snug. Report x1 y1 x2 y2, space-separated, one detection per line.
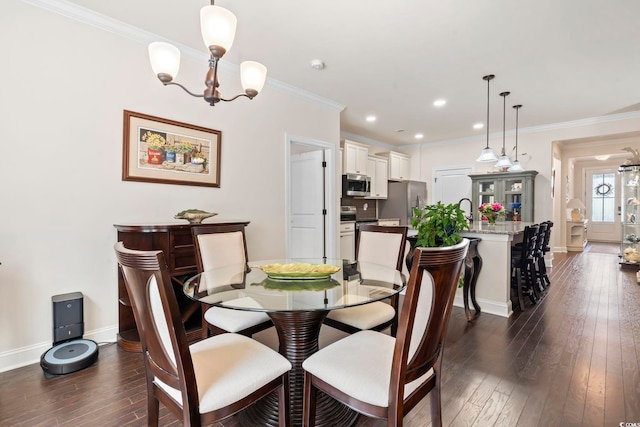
341 197 377 220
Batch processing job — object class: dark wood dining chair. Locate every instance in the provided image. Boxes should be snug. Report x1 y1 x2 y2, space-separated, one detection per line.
114 242 291 427
323 224 407 337
303 239 469 427
192 225 273 339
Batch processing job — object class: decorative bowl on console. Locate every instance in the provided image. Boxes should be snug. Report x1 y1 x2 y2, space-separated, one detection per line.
174 209 217 224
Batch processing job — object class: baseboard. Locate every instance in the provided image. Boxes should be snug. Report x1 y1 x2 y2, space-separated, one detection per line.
453 296 512 318
0 325 118 373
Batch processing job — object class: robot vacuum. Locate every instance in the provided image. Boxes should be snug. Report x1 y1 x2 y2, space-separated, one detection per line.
40 292 99 377
41 339 99 376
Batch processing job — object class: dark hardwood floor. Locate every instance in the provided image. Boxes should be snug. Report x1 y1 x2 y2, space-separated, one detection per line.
2 244 639 426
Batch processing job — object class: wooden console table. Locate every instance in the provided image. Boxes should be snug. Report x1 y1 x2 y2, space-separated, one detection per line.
114 221 250 352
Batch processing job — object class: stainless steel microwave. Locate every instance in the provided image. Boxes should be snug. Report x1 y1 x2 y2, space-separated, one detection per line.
342 173 371 197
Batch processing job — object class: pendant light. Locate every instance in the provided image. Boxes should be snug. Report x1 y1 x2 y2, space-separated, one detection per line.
508 105 525 172
476 74 498 162
495 91 513 169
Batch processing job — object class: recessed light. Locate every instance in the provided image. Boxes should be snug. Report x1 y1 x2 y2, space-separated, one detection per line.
415 133 424 139
473 123 484 129
366 115 376 122
433 99 446 107
595 155 610 161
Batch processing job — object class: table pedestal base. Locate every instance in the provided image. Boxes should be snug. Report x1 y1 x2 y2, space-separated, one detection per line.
240 311 359 427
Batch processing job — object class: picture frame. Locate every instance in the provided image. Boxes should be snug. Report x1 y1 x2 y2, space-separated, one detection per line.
122 110 221 187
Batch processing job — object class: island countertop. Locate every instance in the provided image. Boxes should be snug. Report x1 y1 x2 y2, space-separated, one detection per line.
462 221 534 235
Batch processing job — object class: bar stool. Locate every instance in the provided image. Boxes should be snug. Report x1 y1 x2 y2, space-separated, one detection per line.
538 221 553 287
533 222 549 293
511 224 539 310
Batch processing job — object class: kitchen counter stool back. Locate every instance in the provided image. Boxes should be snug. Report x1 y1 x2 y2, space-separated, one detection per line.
324 224 407 336
538 221 553 287
303 239 469 427
114 242 291 427
511 224 540 310
192 225 272 339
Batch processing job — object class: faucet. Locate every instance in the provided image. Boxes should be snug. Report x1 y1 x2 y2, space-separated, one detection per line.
458 198 473 224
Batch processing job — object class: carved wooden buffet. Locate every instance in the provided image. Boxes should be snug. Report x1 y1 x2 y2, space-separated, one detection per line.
114 221 250 352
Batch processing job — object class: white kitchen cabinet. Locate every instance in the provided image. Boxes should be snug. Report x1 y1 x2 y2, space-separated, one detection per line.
377 151 410 181
366 156 388 199
342 140 369 175
340 222 356 260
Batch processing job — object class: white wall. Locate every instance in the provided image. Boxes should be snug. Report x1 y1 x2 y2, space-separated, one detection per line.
0 0 340 370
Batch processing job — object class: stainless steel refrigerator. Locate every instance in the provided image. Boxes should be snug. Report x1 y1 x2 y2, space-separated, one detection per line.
378 181 428 226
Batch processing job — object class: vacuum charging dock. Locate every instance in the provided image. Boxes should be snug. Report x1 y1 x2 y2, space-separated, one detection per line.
40 292 98 377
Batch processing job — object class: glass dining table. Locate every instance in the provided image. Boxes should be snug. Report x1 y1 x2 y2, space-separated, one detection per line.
183 258 406 427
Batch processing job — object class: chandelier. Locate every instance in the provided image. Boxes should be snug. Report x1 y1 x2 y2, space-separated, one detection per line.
147 1 267 106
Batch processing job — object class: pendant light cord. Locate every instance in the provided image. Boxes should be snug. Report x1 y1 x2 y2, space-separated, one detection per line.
500 91 510 155
513 105 522 161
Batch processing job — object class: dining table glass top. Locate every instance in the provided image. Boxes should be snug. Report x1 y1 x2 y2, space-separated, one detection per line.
183 258 406 312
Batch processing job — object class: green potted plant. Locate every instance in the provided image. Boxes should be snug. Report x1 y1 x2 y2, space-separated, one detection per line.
407 202 470 287
411 201 469 248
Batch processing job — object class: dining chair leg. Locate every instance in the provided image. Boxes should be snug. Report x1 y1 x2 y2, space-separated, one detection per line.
278 373 291 427
428 382 443 427
303 371 317 427
148 394 159 427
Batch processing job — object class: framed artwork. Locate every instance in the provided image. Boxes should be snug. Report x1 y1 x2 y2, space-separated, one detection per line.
122 110 221 187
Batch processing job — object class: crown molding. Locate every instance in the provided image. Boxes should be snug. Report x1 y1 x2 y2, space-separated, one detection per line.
411 109 640 149
21 0 345 113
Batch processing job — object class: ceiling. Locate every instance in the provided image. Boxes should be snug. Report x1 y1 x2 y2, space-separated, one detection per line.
68 0 640 146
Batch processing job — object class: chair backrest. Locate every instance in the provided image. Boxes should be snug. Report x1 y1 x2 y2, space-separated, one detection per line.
356 224 408 271
541 220 553 253
114 242 199 413
389 238 469 409
534 222 548 256
192 225 249 273
515 225 539 265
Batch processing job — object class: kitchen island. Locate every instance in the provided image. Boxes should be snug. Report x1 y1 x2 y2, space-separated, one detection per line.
456 221 533 318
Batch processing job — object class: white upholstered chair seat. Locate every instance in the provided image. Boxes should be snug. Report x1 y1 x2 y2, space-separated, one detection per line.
325 302 395 330
302 330 433 407
156 333 291 412
204 297 270 333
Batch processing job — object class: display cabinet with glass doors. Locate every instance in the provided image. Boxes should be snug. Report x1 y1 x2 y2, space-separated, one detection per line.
469 170 538 222
619 163 640 267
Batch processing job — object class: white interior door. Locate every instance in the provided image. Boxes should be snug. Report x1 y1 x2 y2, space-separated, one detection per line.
585 168 620 242
289 148 325 258
433 166 473 215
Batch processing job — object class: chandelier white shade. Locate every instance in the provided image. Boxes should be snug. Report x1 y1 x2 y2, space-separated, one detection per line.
240 61 268 94
148 42 180 79
200 5 237 53
477 74 498 162
148 1 267 106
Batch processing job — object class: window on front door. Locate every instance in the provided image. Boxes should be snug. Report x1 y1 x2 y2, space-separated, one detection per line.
590 172 615 223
